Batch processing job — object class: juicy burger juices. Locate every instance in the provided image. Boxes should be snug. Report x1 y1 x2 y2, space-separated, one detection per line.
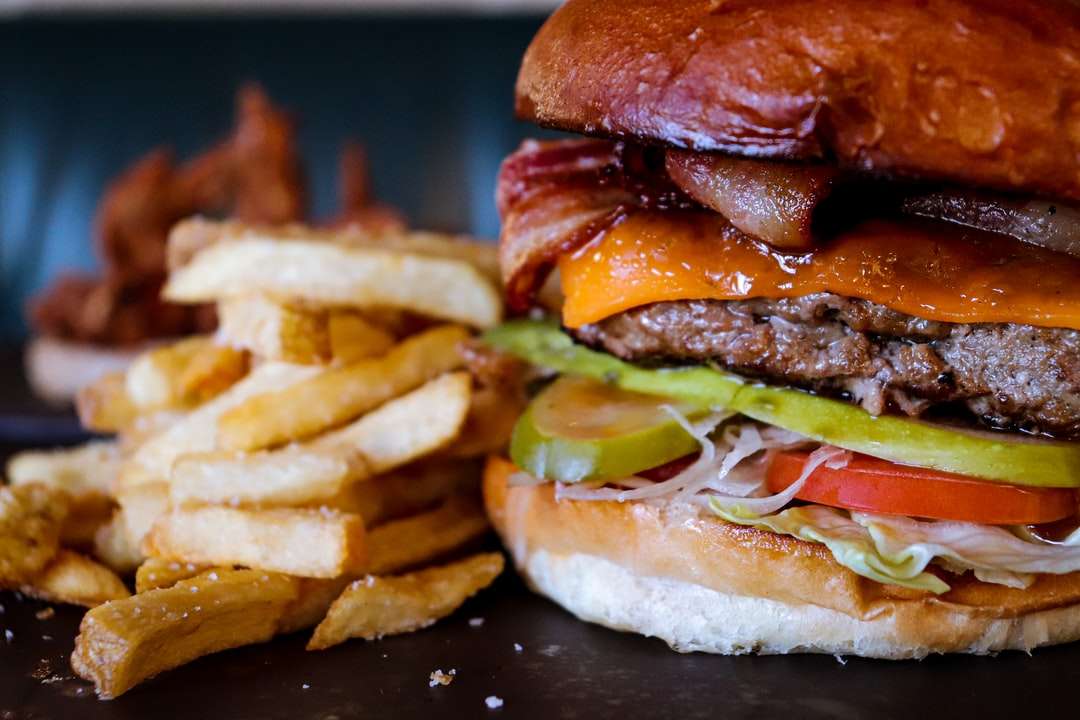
480 0 1080 657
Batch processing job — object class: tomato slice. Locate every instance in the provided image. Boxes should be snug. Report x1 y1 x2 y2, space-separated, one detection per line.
767 451 1078 524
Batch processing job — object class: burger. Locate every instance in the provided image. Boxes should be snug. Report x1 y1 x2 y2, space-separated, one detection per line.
481 0 1080 657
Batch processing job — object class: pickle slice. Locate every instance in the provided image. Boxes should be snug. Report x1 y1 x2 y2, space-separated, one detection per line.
510 375 707 483
486 320 1080 488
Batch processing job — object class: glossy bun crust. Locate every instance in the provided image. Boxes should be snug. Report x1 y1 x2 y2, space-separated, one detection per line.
516 0 1080 202
484 467 1080 657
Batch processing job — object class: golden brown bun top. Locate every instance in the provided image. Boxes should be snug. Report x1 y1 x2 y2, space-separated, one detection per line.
516 0 1080 202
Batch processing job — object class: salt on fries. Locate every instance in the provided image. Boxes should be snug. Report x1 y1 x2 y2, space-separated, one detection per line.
72 570 299 699
3 218 512 698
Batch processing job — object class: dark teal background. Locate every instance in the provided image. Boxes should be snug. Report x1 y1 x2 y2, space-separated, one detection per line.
0 15 550 340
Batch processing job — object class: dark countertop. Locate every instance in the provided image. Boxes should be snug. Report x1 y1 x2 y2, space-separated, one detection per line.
2 346 1079 718
4 574 1080 720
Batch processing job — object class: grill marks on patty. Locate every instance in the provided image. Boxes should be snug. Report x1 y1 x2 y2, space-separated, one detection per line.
573 294 1080 438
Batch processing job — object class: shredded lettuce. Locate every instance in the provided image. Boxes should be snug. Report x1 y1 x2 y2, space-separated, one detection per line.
710 503 952 594
711 502 1080 594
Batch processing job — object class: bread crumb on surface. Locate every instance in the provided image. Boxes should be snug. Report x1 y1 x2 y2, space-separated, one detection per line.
429 668 456 687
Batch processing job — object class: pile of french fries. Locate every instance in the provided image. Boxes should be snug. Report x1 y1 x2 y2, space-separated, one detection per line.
2 218 518 699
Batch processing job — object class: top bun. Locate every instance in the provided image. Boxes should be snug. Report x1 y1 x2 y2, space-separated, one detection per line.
516 0 1080 202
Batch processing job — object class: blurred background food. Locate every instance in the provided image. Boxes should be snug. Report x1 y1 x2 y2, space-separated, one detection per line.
0 3 559 411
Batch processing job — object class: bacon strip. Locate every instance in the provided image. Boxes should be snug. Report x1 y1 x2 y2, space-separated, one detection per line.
497 139 701 310
497 138 848 307
665 150 838 250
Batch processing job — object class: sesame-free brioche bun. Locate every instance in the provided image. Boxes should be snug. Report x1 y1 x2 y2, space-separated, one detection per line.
515 0 1080 202
483 458 1080 657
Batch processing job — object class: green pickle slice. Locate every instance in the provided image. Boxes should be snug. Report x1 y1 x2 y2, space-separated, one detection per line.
486 320 1080 488
511 375 707 483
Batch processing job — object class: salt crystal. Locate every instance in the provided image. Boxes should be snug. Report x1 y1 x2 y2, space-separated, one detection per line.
484 696 504 710
513 643 523 652
468 617 485 628
4 629 13 643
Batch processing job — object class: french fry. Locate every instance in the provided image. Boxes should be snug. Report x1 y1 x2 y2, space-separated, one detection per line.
134 557 213 593
22 550 130 607
168 218 500 285
93 513 144 575
175 343 249 403
365 495 489 575
7 440 120 497
60 495 115 548
315 371 471 474
0 483 69 585
170 447 360 508
126 336 249 411
217 295 331 364
307 552 504 650
277 576 354 635
77 371 138 433
145 506 367 578
164 235 502 328
125 336 209 409
72 569 299 698
8 441 120 545
216 325 468 452
328 311 395 364
121 362 321 487
170 372 470 508
328 458 481 526
116 482 169 552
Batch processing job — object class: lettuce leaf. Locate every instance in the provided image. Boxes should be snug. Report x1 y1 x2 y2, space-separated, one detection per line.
710 503 951 593
711 502 1080 594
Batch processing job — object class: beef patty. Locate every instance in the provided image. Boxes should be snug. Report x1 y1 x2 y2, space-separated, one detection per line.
572 294 1080 438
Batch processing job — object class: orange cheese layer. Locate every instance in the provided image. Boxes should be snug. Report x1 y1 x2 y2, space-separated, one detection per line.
559 211 1080 330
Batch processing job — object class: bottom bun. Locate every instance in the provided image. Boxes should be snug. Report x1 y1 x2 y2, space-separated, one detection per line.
483 458 1080 658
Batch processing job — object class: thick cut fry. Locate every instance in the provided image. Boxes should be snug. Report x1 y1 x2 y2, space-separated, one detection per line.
0 483 69 585
277 576 354 635
77 371 138 433
217 325 468 452
72 569 298 698
169 219 499 284
175 343 249 403
135 557 213 593
61 495 115 548
171 372 470 508
93 513 145 575
365 495 489 575
116 482 169 552
328 311 396 364
316 371 471 474
217 295 331 364
307 552 504 650
170 448 360 508
8 441 120 545
121 362 320 487
328 459 481 526
7 440 120 497
125 336 210 409
145 506 367 578
22 550 130 607
164 231 502 328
